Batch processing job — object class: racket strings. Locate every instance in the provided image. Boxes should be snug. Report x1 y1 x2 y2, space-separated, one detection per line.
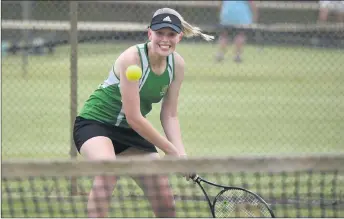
214 189 272 218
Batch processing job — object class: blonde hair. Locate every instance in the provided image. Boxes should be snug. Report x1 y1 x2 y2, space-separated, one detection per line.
152 8 214 42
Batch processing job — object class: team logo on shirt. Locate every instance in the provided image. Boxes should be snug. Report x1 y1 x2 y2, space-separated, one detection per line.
160 85 169 96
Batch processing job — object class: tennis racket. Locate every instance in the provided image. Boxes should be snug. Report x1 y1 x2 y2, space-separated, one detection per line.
191 174 275 218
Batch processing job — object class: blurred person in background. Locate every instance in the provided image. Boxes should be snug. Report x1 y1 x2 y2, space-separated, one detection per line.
318 1 344 23
215 0 258 63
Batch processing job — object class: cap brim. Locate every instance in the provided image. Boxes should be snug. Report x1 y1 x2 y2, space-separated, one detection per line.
150 23 182 33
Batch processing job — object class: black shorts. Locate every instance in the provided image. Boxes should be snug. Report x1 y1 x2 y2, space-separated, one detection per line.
73 116 158 155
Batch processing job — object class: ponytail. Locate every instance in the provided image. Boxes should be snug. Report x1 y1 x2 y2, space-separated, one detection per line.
152 8 214 41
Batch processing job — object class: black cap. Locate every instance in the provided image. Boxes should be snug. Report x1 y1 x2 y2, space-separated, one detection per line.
150 13 182 33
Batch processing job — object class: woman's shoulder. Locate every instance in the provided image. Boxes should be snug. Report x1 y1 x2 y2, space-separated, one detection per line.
122 45 140 58
116 45 141 66
113 45 142 74
172 51 185 69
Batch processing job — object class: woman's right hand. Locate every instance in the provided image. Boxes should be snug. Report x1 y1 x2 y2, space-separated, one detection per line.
163 142 180 157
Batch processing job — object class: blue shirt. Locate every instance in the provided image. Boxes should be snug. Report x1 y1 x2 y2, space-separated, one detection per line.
220 1 253 25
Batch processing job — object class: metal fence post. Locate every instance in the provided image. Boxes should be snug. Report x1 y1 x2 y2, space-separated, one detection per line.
69 0 78 196
21 1 31 76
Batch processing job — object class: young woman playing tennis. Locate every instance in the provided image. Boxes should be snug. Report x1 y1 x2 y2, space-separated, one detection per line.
73 8 214 218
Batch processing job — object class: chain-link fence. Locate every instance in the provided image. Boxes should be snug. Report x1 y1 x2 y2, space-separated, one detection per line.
2 1 343 159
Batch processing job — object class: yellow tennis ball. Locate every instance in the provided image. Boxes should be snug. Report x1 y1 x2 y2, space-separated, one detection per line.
126 65 142 81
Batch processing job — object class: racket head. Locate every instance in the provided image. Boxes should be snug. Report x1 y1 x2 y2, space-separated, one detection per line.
213 188 274 218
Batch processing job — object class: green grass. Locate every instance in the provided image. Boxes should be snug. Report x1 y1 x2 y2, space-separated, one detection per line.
2 41 344 217
2 41 343 158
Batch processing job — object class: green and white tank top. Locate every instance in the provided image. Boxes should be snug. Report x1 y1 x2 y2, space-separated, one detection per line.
78 42 175 128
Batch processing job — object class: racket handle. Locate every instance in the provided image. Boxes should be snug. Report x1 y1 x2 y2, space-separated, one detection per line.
190 173 199 181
